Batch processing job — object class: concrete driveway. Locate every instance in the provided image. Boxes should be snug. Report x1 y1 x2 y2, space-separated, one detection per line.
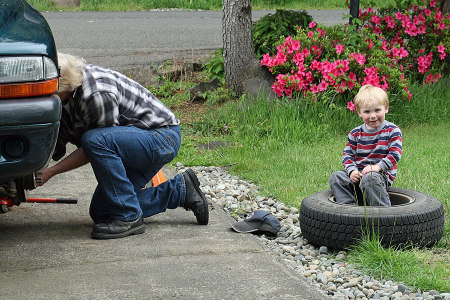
0 146 327 299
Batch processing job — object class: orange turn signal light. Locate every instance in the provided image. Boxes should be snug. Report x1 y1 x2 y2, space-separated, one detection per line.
0 78 58 99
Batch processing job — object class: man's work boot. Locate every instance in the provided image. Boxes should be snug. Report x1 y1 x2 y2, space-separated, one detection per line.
183 168 209 225
91 215 145 239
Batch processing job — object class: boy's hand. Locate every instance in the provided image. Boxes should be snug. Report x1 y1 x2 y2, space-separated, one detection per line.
350 170 361 183
361 165 382 176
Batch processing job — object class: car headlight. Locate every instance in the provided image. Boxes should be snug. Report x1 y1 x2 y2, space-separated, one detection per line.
0 56 59 99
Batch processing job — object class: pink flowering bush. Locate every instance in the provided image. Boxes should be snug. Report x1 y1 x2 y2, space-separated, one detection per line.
260 0 450 110
359 0 450 84
261 23 411 102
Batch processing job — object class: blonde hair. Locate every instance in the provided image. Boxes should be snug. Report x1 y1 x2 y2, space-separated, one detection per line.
353 85 389 112
57 52 85 92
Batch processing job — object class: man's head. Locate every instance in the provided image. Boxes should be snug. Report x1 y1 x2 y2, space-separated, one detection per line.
56 53 85 100
354 85 389 130
54 53 85 104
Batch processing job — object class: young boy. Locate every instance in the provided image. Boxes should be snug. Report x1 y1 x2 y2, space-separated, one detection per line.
329 85 403 206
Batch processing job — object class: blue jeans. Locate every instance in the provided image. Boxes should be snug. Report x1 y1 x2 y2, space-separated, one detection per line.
329 170 391 206
81 125 185 223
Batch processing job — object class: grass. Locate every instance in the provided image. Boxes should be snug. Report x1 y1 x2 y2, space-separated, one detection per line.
347 236 450 292
161 76 450 293
30 0 398 11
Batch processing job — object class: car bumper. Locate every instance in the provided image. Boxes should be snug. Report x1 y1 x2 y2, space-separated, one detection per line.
0 95 61 182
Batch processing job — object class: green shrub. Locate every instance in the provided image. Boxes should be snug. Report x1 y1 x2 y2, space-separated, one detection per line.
358 0 450 83
201 48 224 80
261 22 411 106
252 9 314 59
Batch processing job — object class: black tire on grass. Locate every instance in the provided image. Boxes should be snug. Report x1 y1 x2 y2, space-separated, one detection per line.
299 187 445 250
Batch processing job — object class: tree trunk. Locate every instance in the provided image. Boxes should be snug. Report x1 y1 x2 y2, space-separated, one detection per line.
222 0 255 97
437 0 450 14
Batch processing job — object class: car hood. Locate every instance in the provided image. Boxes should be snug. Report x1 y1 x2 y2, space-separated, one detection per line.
0 0 57 59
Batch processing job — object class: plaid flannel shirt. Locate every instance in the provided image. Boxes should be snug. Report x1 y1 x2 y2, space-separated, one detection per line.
53 64 179 160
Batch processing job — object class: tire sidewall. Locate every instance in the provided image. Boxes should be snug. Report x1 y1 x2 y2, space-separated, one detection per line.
302 187 439 218
299 187 445 249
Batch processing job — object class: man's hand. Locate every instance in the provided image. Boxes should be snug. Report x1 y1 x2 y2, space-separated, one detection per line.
33 147 89 187
34 169 55 187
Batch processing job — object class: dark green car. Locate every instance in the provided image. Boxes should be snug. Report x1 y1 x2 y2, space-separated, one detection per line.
0 0 61 210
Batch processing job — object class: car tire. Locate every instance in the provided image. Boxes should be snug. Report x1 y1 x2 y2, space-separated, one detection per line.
299 187 445 250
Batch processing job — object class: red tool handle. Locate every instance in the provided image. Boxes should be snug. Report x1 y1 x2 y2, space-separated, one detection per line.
27 198 78 204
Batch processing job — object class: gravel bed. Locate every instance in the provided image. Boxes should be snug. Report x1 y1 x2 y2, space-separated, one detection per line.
176 164 450 300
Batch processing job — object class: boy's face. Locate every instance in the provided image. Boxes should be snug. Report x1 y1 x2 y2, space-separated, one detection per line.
357 101 389 130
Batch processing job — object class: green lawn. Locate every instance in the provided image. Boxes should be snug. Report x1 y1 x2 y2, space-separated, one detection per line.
32 0 397 11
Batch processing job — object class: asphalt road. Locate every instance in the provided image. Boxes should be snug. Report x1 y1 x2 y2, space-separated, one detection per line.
44 10 348 71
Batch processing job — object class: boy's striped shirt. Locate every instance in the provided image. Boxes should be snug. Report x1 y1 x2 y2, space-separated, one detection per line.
342 120 402 185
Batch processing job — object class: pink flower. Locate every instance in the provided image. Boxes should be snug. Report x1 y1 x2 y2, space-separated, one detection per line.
310 60 322 71
319 79 329 91
260 53 271 67
417 26 426 35
417 52 433 74
350 53 366 66
336 79 347 93
430 0 437 7
392 47 409 59
308 31 314 39
302 48 311 57
434 73 442 82
362 66 380 86
371 15 382 25
405 24 418 36
310 45 322 58
427 73 443 84
297 63 307 75
380 75 389 90
347 101 356 112
293 53 304 65
364 66 378 76
317 28 326 37
385 16 396 29
305 71 314 84
373 26 382 35
309 21 316 29
347 72 357 90
438 44 446 53
425 73 434 84
310 84 320 94
286 38 301 54
335 44 345 54
367 7 373 13
273 51 287 66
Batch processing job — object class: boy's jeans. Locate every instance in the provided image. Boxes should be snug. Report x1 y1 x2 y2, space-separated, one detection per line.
329 170 391 206
81 125 185 223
